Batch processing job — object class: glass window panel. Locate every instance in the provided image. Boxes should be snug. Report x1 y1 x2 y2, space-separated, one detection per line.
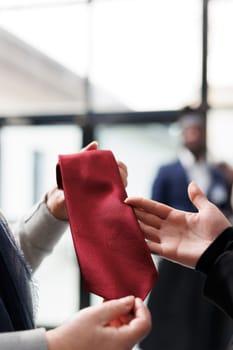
207 109 233 165
0 3 88 116
96 123 181 199
90 0 202 112
0 125 82 326
208 0 233 107
0 1 86 7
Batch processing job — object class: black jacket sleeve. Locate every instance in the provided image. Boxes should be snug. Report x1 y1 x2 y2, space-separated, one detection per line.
196 227 233 318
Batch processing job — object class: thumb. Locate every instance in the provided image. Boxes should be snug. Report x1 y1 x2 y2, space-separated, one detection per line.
98 296 135 324
81 141 98 152
188 181 209 210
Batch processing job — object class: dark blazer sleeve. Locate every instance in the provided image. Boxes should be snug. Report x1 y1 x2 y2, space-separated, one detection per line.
196 227 233 318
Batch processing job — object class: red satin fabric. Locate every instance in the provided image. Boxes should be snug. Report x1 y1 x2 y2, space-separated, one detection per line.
56 149 157 300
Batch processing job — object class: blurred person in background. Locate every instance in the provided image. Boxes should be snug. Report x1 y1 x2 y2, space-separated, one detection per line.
139 108 233 350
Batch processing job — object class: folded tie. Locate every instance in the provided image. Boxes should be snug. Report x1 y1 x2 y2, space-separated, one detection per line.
56 149 157 300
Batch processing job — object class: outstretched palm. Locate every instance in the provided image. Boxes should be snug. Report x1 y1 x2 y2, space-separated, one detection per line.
126 182 231 268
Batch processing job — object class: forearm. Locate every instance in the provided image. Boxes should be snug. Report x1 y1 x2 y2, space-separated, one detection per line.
15 199 68 271
196 226 233 318
0 328 47 350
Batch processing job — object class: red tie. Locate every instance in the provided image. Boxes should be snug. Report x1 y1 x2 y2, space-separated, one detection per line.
56 149 157 300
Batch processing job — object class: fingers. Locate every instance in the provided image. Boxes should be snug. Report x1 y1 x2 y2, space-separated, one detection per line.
117 160 128 176
120 298 151 344
92 297 151 348
138 221 161 243
45 187 68 220
117 160 128 188
147 240 162 255
108 313 134 328
125 197 171 220
135 209 162 230
81 141 98 152
97 296 135 325
133 298 151 330
188 181 208 210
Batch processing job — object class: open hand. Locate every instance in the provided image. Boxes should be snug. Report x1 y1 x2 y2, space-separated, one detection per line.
125 182 231 268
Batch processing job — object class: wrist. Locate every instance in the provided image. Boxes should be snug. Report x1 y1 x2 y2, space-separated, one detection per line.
46 329 65 350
